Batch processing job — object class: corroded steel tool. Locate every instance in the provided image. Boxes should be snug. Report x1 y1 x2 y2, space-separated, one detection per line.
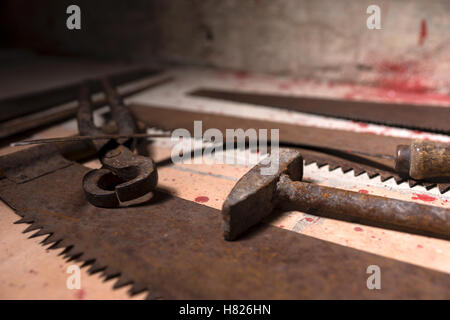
130 103 450 193
1 147 450 298
77 78 158 208
222 149 450 241
189 88 450 133
10 133 171 147
353 140 450 180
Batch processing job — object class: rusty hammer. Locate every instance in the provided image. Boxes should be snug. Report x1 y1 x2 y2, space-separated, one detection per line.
222 149 450 241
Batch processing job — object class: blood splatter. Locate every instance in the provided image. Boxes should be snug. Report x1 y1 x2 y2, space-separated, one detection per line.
75 289 86 300
28 269 38 275
411 193 437 202
278 82 291 90
417 244 424 249
418 19 427 46
358 189 369 194
354 227 363 232
194 196 209 203
353 121 369 128
234 71 249 79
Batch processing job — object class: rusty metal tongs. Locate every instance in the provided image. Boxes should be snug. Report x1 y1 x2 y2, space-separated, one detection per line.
77 78 158 208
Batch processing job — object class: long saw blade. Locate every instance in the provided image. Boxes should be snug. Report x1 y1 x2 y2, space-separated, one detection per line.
0 147 449 299
189 88 450 134
129 103 450 194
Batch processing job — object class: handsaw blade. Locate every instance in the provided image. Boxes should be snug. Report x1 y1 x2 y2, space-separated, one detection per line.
0 154 449 299
189 88 450 133
129 103 450 194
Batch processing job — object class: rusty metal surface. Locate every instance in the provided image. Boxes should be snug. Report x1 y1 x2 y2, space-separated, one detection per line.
0 160 449 298
223 149 303 240
129 103 450 193
76 79 157 208
223 149 450 241
189 88 450 133
279 175 450 240
0 144 72 183
0 75 172 141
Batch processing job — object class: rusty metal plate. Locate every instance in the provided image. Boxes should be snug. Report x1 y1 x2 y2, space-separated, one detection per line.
190 88 450 133
0 144 72 183
129 103 450 194
0 160 449 299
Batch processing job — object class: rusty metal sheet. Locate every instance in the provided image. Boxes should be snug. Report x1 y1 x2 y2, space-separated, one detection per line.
129 103 450 193
189 88 450 133
0 75 172 140
0 161 449 299
0 144 72 183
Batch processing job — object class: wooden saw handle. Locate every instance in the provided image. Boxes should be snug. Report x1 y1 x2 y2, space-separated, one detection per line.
396 140 450 180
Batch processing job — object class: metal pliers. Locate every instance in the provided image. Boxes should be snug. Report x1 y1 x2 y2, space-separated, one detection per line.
77 78 158 208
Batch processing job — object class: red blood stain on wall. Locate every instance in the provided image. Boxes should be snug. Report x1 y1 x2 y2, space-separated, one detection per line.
418 19 427 46
194 196 210 203
358 189 369 194
354 227 363 232
234 71 249 79
411 193 437 202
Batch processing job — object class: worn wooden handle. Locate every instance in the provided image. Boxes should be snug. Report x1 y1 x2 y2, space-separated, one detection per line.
407 140 450 180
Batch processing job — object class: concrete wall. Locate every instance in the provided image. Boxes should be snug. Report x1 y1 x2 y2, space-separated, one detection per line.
2 0 450 92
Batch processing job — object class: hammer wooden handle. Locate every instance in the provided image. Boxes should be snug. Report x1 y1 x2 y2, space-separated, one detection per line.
396 140 450 180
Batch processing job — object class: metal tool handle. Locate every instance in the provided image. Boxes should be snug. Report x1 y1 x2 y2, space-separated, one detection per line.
396 140 450 180
277 174 450 239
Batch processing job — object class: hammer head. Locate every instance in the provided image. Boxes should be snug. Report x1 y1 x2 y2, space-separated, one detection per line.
222 149 303 240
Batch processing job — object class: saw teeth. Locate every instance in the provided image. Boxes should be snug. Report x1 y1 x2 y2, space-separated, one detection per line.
88 262 106 274
380 175 393 182
14 217 34 224
65 251 83 261
49 239 70 250
41 233 59 246
81 259 95 268
146 291 163 300
59 245 73 256
328 164 340 171
103 266 121 280
41 233 57 249
113 275 133 289
353 168 366 176
302 155 449 194
23 224 41 233
340 166 353 173
129 282 148 296
409 180 420 188
423 182 436 190
394 176 406 184
316 161 328 168
29 228 51 239
366 172 379 179
439 184 450 194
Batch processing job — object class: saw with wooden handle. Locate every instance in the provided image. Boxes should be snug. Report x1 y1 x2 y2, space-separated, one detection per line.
129 103 450 194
